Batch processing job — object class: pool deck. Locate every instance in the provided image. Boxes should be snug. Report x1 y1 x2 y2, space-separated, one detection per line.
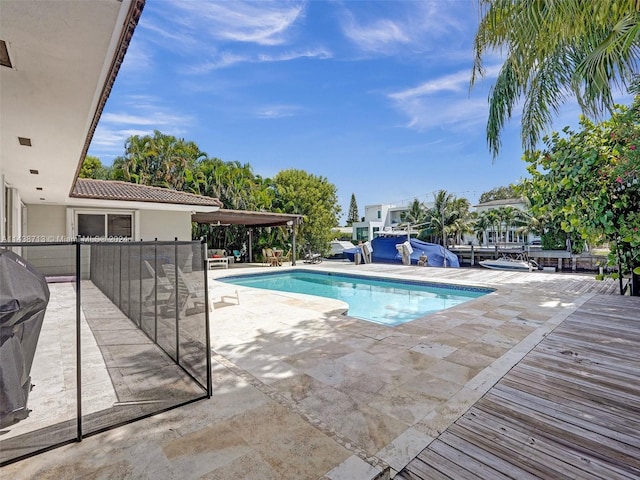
3 261 634 479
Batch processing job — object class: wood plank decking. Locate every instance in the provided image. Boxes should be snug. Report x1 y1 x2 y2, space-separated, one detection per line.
397 294 640 480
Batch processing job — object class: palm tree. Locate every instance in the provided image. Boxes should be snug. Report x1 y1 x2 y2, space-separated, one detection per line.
516 210 548 244
472 211 492 246
400 199 427 233
496 206 518 245
484 210 500 245
424 190 472 247
448 197 473 246
471 0 640 157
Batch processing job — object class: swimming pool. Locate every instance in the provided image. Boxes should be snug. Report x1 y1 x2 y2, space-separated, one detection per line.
218 270 492 326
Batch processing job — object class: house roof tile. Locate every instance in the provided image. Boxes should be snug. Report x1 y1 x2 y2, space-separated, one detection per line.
72 178 223 207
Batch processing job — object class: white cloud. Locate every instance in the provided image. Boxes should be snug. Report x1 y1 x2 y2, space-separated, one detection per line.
189 47 332 74
389 70 471 100
397 97 489 131
172 1 305 46
387 64 504 132
101 111 192 127
187 52 251 74
119 40 154 73
340 0 469 55
253 104 301 119
139 17 198 48
88 96 195 161
258 47 332 62
342 16 411 54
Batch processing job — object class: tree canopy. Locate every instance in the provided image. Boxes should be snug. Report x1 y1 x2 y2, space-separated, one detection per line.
346 193 359 226
78 155 110 179
520 96 640 277
478 185 518 203
272 169 341 255
472 0 640 157
80 132 342 257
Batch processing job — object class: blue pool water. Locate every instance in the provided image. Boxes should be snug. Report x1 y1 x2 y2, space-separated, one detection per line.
219 270 492 326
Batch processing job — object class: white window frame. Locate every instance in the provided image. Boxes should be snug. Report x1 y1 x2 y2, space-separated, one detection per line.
68 208 139 240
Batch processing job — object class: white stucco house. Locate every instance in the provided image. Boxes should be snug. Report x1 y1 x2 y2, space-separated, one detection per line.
0 1 222 257
352 202 435 242
351 198 538 247
473 197 538 246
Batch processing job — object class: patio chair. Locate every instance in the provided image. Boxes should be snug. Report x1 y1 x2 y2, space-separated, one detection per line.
160 264 208 316
143 260 173 303
232 249 242 263
281 249 292 265
303 251 322 264
264 248 280 266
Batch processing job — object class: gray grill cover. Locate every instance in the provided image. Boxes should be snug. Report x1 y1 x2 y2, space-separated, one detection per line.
0 249 50 428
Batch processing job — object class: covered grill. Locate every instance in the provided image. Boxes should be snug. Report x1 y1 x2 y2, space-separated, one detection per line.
0 249 50 428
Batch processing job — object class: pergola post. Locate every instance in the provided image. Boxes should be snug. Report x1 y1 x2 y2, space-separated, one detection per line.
290 222 297 266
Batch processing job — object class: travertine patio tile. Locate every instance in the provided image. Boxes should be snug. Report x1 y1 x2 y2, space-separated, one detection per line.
283 342 356 370
296 382 409 453
423 331 472 349
410 342 457 359
199 451 280 480
425 359 475 386
401 371 463 401
376 427 434 472
368 385 443 425
445 322 493 341
445 347 496 371
229 402 352 480
390 349 441 371
323 455 383 480
462 340 511 359
5 264 608 479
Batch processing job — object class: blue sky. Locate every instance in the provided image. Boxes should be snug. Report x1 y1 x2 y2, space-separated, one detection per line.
88 0 584 221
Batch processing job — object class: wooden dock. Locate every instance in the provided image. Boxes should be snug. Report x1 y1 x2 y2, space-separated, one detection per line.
397 294 640 480
449 246 608 272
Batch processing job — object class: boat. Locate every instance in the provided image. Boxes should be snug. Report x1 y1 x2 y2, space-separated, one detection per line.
343 233 460 267
479 254 540 272
328 240 357 259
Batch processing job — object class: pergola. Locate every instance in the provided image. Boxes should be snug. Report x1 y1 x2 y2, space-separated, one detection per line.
191 209 304 265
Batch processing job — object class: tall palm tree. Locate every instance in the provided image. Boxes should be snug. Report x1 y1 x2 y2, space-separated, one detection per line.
425 190 472 247
400 199 427 233
448 197 473 245
472 211 492 246
472 0 640 157
484 210 500 245
496 206 518 245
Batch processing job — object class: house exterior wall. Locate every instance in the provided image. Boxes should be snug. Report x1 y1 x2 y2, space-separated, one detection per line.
23 204 75 276
26 204 67 238
139 210 191 241
1 174 5 241
17 205 192 276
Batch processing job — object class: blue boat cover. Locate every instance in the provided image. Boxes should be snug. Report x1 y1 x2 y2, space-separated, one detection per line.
344 236 459 267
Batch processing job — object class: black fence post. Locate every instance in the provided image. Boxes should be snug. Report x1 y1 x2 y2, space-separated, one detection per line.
174 240 180 364
153 240 158 342
138 243 142 328
202 237 212 398
75 240 82 442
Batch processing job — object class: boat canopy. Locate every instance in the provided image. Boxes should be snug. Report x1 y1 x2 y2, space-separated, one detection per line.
344 236 459 267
